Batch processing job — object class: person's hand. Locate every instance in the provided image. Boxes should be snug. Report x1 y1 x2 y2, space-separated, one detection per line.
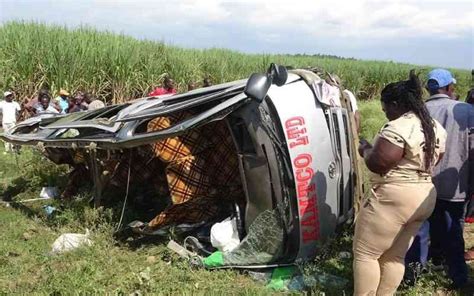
358 138 372 157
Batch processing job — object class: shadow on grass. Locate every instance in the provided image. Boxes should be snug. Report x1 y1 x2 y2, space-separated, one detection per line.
8 201 41 220
1 176 30 201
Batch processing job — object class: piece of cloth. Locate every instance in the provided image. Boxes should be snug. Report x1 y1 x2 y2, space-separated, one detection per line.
353 182 437 295
0 100 21 125
203 251 224 268
322 81 342 107
54 96 69 114
266 267 297 290
369 111 447 184
148 87 177 97
144 113 243 230
429 200 468 287
426 94 474 202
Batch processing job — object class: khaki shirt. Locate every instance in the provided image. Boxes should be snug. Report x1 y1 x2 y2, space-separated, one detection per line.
370 111 447 184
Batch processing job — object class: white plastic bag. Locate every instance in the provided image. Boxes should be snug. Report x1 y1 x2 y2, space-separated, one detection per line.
40 187 59 199
210 217 240 252
51 229 92 254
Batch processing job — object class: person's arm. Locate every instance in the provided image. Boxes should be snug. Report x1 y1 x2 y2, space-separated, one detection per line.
359 137 404 175
25 97 37 115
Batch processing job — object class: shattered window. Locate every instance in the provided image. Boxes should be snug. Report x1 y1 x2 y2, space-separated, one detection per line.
221 207 286 266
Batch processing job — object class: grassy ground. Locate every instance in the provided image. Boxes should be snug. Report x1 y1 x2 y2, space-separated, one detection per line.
1 102 474 294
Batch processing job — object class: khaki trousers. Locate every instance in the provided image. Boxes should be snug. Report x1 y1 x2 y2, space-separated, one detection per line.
353 182 436 296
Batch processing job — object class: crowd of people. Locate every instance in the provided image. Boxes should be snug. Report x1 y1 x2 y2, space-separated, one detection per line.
354 68 474 294
0 75 212 154
0 89 105 153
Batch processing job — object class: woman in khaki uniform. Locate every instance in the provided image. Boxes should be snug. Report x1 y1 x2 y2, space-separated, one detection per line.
353 71 447 295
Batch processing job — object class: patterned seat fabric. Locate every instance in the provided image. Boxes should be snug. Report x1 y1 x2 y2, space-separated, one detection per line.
145 112 243 230
51 111 243 231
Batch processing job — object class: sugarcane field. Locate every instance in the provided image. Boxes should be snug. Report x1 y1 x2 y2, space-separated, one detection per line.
1 1 474 295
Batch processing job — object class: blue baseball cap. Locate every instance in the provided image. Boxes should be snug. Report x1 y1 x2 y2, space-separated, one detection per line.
427 68 456 90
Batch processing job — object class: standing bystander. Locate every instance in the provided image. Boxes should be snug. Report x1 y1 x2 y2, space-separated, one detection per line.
148 77 177 96
54 89 70 114
425 69 473 288
68 92 88 113
0 91 21 153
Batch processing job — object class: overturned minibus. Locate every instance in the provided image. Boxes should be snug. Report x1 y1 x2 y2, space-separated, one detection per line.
1 65 363 268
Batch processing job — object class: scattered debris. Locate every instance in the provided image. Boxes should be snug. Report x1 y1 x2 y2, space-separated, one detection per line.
266 267 297 290
43 205 57 216
289 269 349 291
167 240 199 260
39 187 59 199
50 229 92 254
210 217 240 252
0 196 52 206
248 266 349 291
248 270 272 283
6 251 20 257
22 232 33 241
338 251 352 259
138 267 151 284
146 256 157 264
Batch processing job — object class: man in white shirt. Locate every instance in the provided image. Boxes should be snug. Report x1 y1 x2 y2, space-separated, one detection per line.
0 91 21 153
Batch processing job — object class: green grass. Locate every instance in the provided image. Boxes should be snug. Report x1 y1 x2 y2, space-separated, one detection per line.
0 206 279 295
1 102 474 294
0 22 472 105
0 146 275 295
359 99 387 141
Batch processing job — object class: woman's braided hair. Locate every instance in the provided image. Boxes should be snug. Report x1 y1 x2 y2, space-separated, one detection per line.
381 70 436 171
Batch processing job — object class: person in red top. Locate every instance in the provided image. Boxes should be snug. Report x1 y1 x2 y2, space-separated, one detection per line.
148 77 177 97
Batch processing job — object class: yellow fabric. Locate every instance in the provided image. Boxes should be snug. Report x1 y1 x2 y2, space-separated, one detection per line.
145 114 243 230
370 112 447 184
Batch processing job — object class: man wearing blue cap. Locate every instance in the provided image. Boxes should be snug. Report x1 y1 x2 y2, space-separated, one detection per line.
423 68 473 288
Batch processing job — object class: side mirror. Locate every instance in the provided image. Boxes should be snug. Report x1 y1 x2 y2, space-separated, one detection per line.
244 64 288 103
268 64 288 87
244 73 272 103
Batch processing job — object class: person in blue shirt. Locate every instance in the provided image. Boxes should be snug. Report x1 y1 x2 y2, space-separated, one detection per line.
405 69 474 288
54 89 70 114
